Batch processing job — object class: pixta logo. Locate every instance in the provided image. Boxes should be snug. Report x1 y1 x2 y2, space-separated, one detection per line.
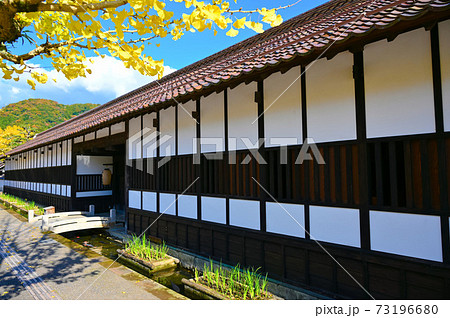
127 130 325 175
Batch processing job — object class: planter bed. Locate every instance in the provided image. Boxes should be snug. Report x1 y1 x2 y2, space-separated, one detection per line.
117 249 179 275
181 277 283 300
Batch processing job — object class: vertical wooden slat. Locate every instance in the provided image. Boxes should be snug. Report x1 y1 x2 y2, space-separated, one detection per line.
411 140 423 209
329 147 336 203
389 141 398 208
404 141 414 208
374 143 384 207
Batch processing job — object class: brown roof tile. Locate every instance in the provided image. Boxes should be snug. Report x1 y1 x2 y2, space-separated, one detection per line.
7 0 450 155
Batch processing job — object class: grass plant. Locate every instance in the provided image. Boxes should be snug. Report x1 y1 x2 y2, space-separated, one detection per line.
0 192 45 215
196 260 270 300
125 233 169 261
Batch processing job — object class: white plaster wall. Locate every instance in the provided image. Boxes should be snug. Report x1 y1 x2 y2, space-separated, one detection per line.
370 211 442 262
365 28 435 138
440 20 450 131
143 113 157 158
201 196 226 224
74 136 83 143
85 132 95 141
200 92 225 153
227 82 258 150
160 107 176 157
43 147 48 167
128 190 141 209
310 206 361 248
178 194 197 219
307 52 357 142
264 67 302 147
76 155 113 175
160 193 176 216
142 191 157 212
266 202 305 238
67 140 72 165
128 116 142 160
111 122 125 135
96 127 109 139
229 199 260 230
51 144 57 167
178 101 197 155
56 143 61 166
62 140 67 166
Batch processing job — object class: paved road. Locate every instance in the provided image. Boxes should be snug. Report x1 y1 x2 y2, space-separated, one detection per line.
0 206 187 300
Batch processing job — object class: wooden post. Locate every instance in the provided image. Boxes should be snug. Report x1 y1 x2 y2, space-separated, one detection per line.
28 210 34 223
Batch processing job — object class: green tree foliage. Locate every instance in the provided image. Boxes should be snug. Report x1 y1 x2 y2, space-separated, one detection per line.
0 98 98 156
0 98 98 132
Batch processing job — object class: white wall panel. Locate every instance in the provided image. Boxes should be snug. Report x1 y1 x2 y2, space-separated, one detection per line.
228 82 258 150
43 147 48 167
264 67 302 147
62 140 67 166
370 211 442 262
178 194 197 219
111 122 125 135
310 206 361 248
74 136 83 143
266 202 305 238
365 28 435 138
177 101 197 155
159 193 176 216
128 190 141 209
307 52 356 142
143 113 157 158
160 107 176 157
201 92 225 153
128 116 142 160
201 196 226 224
67 140 72 165
85 132 95 141
440 20 450 131
96 127 109 139
229 199 260 230
142 191 157 212
76 155 113 175
51 144 57 167
55 144 61 166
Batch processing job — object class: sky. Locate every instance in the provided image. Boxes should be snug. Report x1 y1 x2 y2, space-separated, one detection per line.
0 0 329 108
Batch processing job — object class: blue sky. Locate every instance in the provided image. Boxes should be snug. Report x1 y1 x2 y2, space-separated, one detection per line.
0 0 329 108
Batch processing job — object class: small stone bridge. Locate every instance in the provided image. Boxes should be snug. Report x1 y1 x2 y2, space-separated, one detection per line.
29 207 116 234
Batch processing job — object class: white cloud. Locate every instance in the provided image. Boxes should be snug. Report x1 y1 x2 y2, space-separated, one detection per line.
46 56 177 97
0 56 176 107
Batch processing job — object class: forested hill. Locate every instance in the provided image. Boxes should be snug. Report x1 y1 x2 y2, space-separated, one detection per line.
0 99 99 133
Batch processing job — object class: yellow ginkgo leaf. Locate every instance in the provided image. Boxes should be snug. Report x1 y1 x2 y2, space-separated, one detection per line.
226 27 238 37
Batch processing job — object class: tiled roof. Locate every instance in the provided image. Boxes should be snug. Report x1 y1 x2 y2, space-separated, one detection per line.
7 0 450 155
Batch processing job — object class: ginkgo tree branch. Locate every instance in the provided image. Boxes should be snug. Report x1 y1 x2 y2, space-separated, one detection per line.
36 0 128 14
1 0 294 89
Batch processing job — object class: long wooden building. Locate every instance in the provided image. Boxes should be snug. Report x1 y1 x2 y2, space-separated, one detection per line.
3 0 450 299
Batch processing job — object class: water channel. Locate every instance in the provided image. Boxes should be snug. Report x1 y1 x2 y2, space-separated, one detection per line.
61 229 198 299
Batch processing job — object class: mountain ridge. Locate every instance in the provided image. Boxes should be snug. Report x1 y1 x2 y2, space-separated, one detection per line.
0 98 99 133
